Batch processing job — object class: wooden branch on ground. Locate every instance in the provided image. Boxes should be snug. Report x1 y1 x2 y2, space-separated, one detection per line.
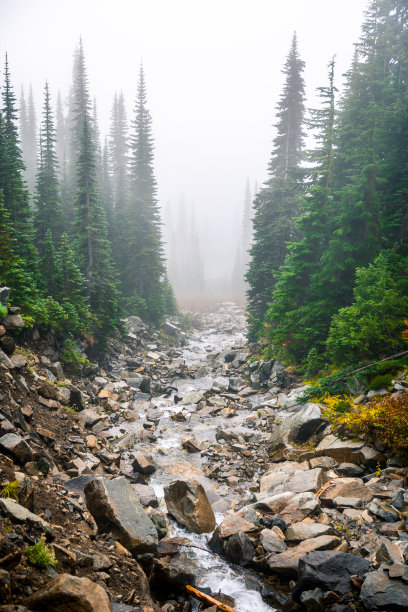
186 585 239 612
331 350 408 384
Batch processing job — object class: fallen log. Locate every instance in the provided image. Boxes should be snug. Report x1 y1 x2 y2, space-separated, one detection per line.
186 585 239 612
331 349 408 383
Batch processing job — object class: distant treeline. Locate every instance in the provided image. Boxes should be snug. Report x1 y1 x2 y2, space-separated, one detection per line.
246 0 408 371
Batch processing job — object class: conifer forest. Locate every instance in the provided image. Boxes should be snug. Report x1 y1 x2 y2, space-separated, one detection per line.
2 2 408 611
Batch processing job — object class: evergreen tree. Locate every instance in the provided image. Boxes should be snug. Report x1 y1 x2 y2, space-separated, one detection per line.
246 34 305 338
19 84 37 198
109 90 128 255
0 55 40 304
121 65 166 323
100 138 114 240
231 179 253 295
264 58 337 361
73 114 121 343
34 81 64 255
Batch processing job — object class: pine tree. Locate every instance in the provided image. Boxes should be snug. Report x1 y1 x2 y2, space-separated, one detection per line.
246 34 305 338
121 65 166 323
109 90 128 255
100 138 114 240
73 114 121 343
34 81 64 255
0 55 40 304
264 58 337 362
231 180 253 294
19 84 37 198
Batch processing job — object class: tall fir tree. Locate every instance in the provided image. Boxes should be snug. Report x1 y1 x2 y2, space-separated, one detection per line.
19 84 37 198
264 59 337 362
246 34 305 338
109 90 128 256
34 81 64 256
231 179 253 295
73 114 121 343
121 65 166 323
0 55 40 305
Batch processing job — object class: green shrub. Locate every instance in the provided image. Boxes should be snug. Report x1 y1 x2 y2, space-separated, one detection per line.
368 373 394 390
60 335 91 374
26 537 57 569
0 304 7 319
327 253 408 365
0 480 19 500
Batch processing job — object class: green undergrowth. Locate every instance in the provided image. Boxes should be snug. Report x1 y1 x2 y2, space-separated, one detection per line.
299 354 408 402
26 537 57 569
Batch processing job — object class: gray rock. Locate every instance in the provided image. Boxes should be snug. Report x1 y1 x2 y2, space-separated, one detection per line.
78 409 103 428
181 437 203 453
0 335 16 355
336 463 364 477
85 476 158 555
0 349 13 369
0 433 33 464
292 550 371 601
69 386 87 410
132 484 158 508
368 500 400 522
2 314 24 329
224 531 255 565
315 435 365 464
260 528 287 553
300 587 325 612
360 567 408 611
267 536 341 578
164 479 216 534
0 498 54 537
268 404 326 452
25 573 112 612
180 391 204 405
132 454 156 475
10 354 27 369
285 521 334 542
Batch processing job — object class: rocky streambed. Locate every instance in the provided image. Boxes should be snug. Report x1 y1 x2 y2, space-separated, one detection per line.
1 300 408 611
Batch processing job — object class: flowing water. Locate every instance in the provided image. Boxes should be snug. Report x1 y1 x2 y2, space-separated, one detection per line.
121 304 277 611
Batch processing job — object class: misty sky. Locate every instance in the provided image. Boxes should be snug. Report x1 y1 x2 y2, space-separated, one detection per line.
1 0 368 279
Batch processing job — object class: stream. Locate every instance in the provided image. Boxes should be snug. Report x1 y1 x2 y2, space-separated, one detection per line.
115 303 277 611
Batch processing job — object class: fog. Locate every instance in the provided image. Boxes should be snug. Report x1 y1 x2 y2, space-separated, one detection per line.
0 0 367 285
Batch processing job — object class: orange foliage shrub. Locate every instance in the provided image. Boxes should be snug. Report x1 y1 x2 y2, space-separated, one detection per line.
337 394 408 460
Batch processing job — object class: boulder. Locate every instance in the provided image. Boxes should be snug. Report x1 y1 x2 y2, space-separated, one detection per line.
260 464 328 496
25 574 112 612
10 354 27 369
315 435 366 464
181 437 203 453
180 391 204 405
0 433 33 464
268 404 326 452
360 567 408 611
84 476 158 555
2 314 24 330
255 491 320 524
260 528 287 554
151 555 196 590
319 477 374 506
367 500 400 523
132 484 158 508
164 479 215 534
0 335 15 355
0 498 54 538
132 454 156 475
224 531 255 565
285 521 334 542
0 350 13 369
267 536 342 578
292 550 371 601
